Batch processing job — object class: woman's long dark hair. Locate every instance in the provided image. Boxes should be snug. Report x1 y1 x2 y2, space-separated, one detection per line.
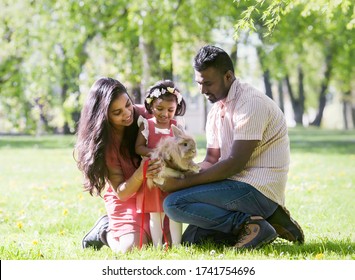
74 77 140 196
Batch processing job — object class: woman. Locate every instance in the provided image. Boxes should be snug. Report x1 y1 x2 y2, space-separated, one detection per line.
75 77 162 253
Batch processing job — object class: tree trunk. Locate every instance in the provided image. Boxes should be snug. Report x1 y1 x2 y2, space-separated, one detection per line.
297 67 305 124
342 100 349 130
263 69 273 99
139 37 162 103
310 53 333 127
61 83 71 135
59 36 92 134
139 37 150 104
277 80 285 113
309 86 327 127
256 46 273 99
35 97 49 136
342 90 353 130
132 84 142 104
285 75 303 125
230 43 238 70
162 64 173 81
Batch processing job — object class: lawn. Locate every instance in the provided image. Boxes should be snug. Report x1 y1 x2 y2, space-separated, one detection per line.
0 127 354 260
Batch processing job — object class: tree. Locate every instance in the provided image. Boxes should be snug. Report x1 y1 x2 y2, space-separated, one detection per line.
234 0 355 127
0 0 236 133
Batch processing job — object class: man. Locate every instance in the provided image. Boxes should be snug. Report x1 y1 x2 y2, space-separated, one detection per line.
160 45 304 249
82 45 304 250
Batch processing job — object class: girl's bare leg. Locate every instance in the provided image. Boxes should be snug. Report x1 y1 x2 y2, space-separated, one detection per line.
150 212 164 247
169 219 182 246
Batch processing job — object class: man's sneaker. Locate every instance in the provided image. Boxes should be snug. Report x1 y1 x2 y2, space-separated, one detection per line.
266 205 304 244
82 215 109 250
235 216 278 249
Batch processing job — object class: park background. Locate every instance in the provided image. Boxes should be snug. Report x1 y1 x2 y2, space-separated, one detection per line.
0 0 354 261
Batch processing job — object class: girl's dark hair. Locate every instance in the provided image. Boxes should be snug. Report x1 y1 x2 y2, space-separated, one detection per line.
144 80 186 116
193 45 234 74
74 77 140 196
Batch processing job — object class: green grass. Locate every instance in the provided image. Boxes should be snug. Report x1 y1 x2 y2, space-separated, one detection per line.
0 127 354 260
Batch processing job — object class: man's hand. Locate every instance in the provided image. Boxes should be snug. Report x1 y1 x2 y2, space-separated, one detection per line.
155 176 185 193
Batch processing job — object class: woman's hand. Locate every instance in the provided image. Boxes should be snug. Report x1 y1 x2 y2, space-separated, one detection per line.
115 158 163 201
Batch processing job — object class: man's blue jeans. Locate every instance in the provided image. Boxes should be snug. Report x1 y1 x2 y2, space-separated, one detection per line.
163 179 278 234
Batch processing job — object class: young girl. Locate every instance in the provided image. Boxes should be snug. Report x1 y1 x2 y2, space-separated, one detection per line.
135 80 187 247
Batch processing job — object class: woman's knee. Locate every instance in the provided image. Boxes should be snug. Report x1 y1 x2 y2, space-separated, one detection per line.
118 233 138 253
106 231 122 252
107 231 148 253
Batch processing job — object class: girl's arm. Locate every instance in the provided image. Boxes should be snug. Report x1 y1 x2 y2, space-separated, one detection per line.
135 124 152 157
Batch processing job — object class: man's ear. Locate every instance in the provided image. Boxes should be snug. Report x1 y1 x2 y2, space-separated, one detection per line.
225 70 234 82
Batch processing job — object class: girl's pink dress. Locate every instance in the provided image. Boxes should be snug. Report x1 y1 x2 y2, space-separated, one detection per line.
136 117 177 213
103 105 151 239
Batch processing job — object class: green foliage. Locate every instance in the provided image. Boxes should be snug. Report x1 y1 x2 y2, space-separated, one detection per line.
0 128 354 260
0 0 235 133
1 0 354 132
233 0 355 125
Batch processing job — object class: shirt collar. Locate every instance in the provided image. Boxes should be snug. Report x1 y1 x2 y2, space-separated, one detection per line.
217 78 239 108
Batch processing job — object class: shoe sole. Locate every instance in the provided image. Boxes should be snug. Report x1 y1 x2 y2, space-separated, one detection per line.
268 206 305 244
271 223 303 243
82 215 108 249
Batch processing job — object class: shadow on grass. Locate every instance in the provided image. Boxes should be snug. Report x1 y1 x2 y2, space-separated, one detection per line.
0 135 75 149
270 239 355 257
196 128 355 155
288 127 355 155
186 238 355 259
290 140 355 154
1 128 354 154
